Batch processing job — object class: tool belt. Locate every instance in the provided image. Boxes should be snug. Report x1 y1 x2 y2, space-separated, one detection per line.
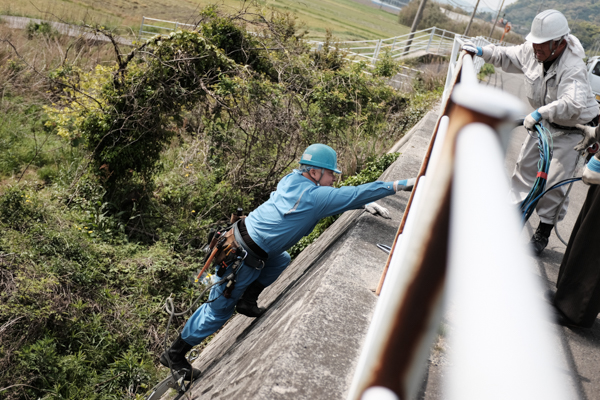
233 219 268 269
208 219 267 276
549 116 597 132
549 122 583 131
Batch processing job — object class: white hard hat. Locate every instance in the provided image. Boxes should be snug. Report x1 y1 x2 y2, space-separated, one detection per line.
526 9 570 44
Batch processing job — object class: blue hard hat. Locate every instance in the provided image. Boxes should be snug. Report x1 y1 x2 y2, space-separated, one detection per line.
299 143 342 174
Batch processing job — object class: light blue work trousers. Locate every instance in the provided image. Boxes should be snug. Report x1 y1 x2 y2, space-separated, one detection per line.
181 251 291 345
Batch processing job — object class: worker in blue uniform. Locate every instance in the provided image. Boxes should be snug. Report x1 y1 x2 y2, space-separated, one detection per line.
160 143 416 379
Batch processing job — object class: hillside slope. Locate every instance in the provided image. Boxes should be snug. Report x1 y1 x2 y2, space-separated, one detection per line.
0 0 410 41
504 0 600 48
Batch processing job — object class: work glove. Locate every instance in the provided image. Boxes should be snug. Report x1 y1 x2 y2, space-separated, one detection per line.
574 124 599 152
462 40 483 57
583 155 600 185
394 178 417 192
364 202 390 219
524 110 542 130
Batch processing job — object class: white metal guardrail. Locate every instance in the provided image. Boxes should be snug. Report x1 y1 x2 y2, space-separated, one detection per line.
442 35 493 104
371 0 410 11
138 17 195 41
313 27 456 64
347 44 572 400
313 28 515 65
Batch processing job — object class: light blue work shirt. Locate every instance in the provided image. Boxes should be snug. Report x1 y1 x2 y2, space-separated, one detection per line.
245 171 396 254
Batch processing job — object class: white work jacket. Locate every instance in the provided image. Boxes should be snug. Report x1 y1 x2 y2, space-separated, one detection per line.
482 37 599 127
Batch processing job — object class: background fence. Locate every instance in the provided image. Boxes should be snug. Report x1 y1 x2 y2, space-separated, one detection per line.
138 17 195 42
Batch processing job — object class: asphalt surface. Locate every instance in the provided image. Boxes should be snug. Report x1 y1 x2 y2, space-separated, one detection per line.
490 69 600 400
423 69 600 400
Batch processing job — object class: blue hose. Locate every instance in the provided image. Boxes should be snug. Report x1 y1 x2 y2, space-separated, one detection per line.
521 178 582 224
519 123 553 223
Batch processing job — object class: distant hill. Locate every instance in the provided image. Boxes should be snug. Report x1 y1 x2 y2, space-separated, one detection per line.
504 0 600 50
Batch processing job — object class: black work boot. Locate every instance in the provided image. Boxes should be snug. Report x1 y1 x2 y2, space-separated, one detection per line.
236 281 267 318
160 335 201 381
530 222 553 256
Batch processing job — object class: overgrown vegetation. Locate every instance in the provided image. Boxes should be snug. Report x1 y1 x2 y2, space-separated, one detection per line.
0 4 442 399
478 63 495 80
1 0 411 41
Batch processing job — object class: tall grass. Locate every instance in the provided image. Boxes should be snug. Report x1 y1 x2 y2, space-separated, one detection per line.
0 24 116 185
2 0 411 41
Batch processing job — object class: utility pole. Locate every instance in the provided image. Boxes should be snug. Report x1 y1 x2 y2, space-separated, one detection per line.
536 0 545 15
464 0 481 37
489 0 506 39
403 0 428 55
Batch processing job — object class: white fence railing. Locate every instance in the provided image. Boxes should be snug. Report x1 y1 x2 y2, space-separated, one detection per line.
138 17 195 42
347 43 572 400
442 35 491 103
371 0 410 11
312 27 457 64
312 27 516 65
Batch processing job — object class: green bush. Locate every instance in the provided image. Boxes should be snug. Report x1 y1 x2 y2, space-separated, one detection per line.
373 50 401 78
25 21 58 40
0 5 441 399
478 63 495 80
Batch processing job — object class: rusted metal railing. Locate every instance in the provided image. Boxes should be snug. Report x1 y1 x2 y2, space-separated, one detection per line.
347 41 571 400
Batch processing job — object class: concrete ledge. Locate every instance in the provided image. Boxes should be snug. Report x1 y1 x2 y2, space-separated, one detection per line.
179 109 440 399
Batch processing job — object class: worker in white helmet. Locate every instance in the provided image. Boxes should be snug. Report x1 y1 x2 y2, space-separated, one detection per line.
463 10 599 256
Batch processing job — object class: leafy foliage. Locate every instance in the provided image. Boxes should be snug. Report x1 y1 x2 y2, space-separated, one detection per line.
0 5 442 400
478 63 496 80
25 21 58 40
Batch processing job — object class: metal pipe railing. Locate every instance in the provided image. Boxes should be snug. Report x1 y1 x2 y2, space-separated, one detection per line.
347 49 568 400
447 123 571 400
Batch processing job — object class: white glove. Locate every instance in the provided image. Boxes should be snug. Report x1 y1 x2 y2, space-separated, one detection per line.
583 156 600 185
524 110 542 130
462 40 482 57
394 178 416 192
574 124 599 152
364 202 390 219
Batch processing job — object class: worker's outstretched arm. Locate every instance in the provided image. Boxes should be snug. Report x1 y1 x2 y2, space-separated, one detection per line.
315 178 416 219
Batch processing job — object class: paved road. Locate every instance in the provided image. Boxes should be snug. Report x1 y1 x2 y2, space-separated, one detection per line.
424 69 600 400
0 15 133 45
487 69 600 400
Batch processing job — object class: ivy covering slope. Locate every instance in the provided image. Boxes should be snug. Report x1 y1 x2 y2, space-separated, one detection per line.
0 5 441 399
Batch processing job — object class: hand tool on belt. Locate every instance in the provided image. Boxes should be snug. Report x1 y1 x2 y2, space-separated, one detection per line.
194 220 267 290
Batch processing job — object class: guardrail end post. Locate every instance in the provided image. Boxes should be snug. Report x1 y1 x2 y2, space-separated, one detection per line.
139 16 145 41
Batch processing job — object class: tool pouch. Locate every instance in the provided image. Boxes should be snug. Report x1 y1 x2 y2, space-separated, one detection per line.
212 228 237 266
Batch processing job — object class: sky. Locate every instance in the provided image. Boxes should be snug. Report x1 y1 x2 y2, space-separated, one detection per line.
437 0 520 14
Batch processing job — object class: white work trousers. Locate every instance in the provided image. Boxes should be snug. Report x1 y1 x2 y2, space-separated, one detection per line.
510 128 582 224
